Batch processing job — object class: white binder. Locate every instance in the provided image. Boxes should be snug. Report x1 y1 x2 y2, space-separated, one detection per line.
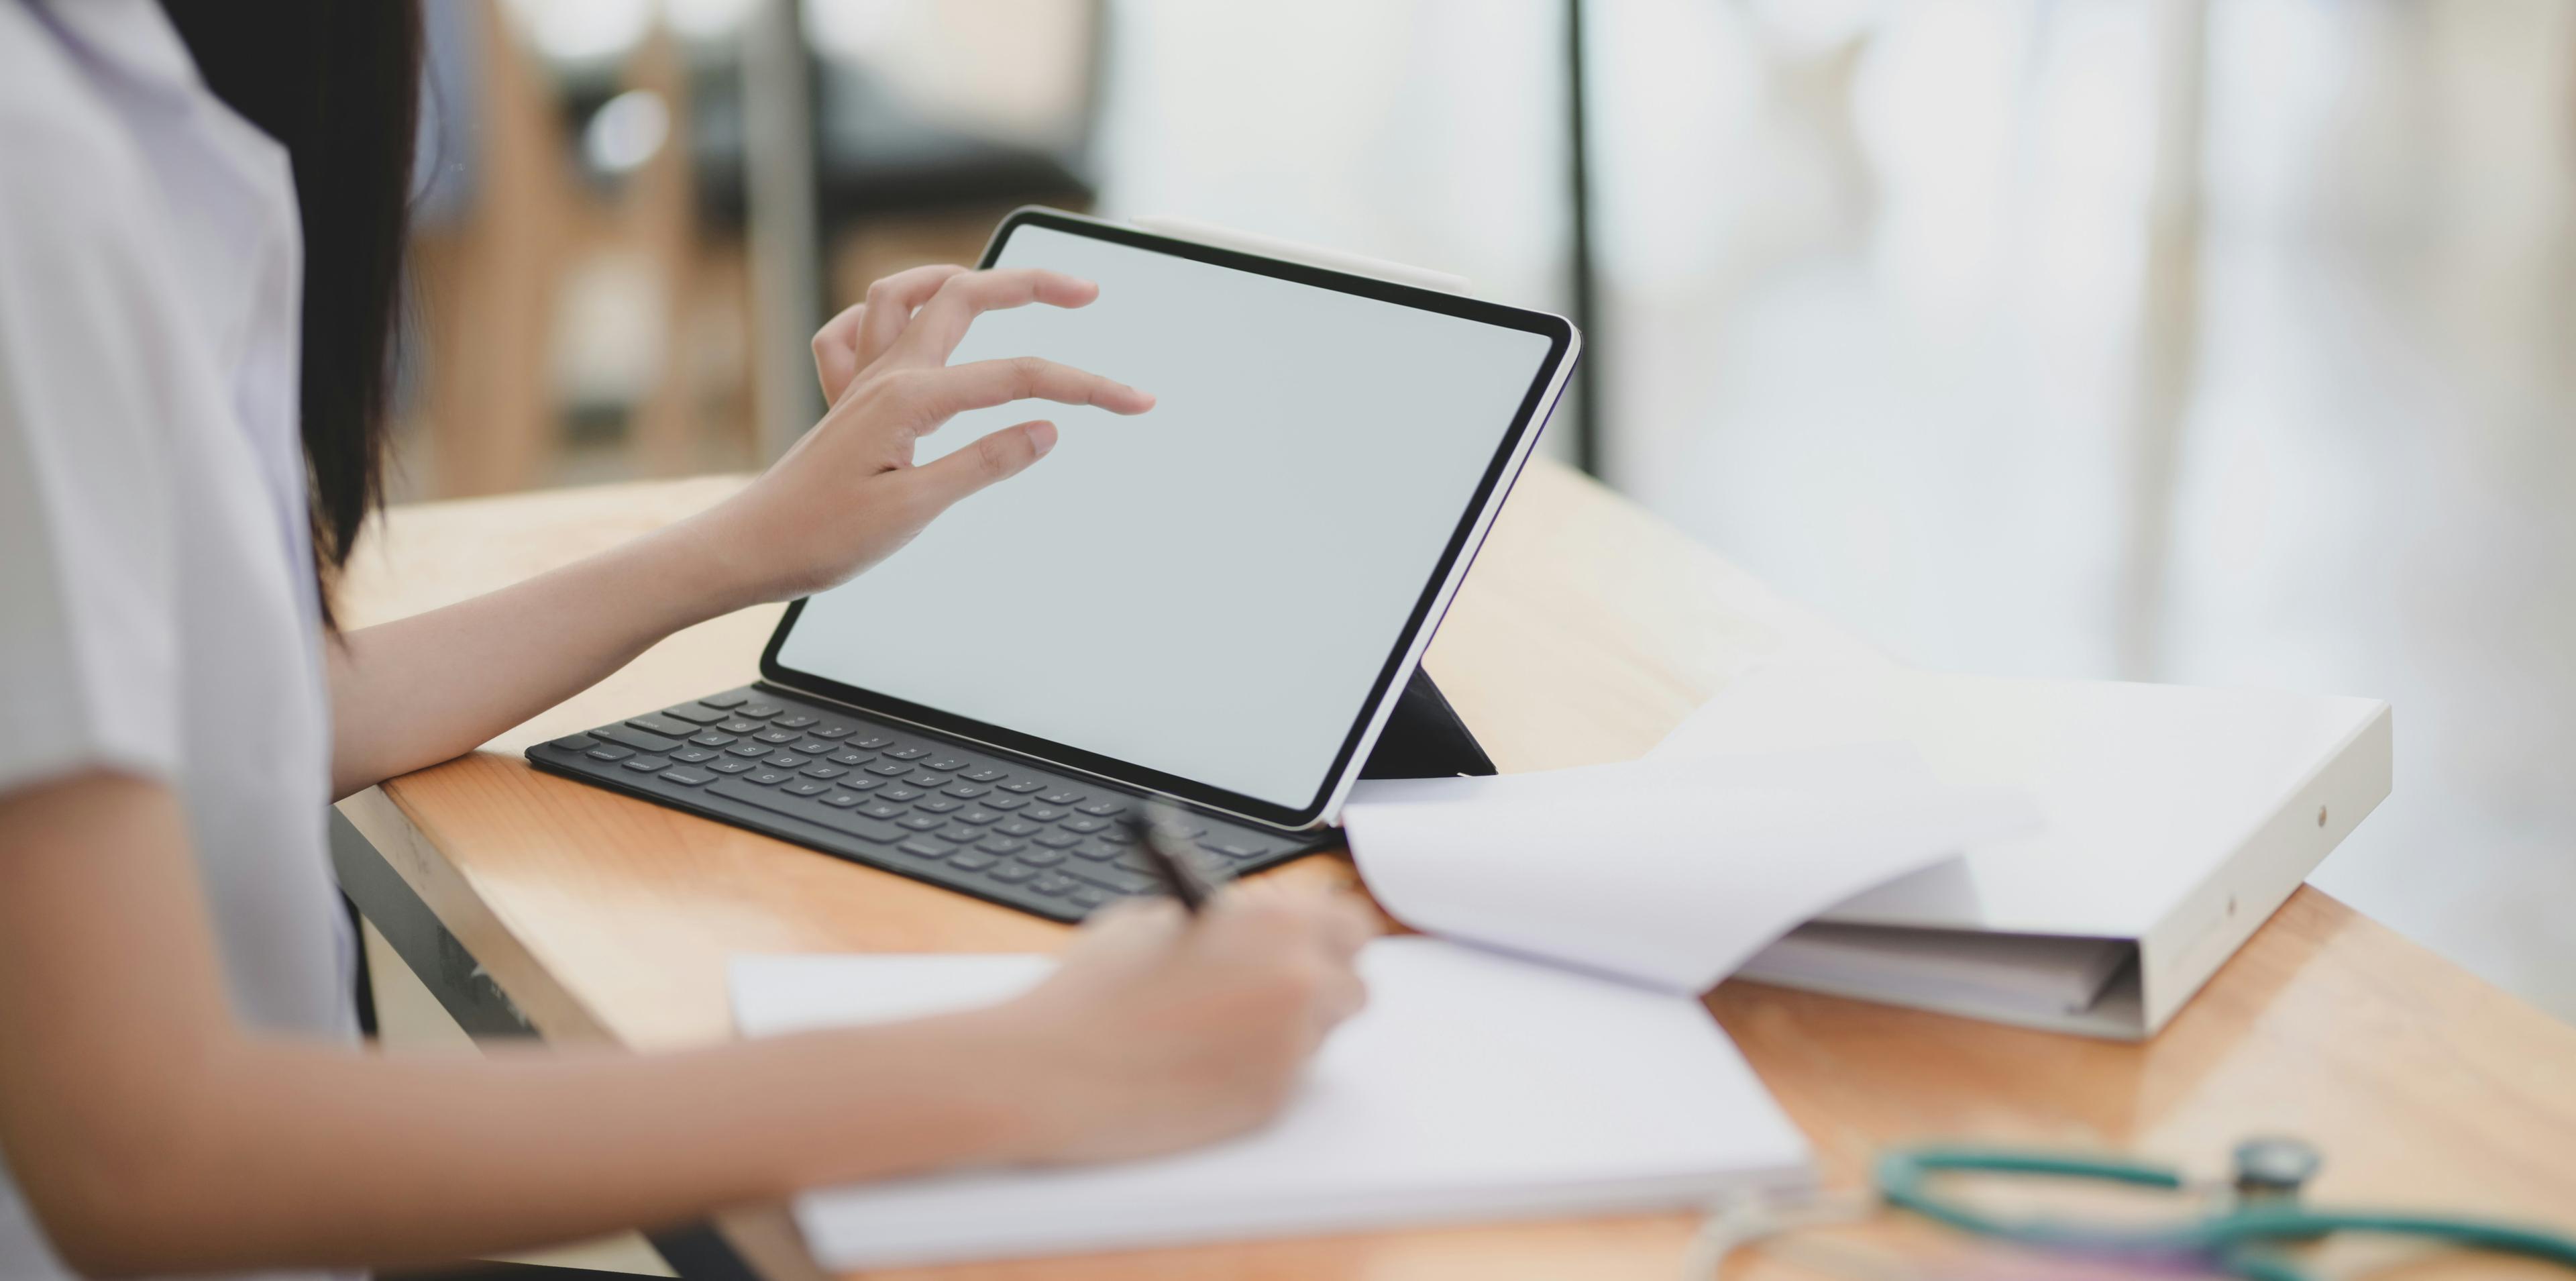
1660 660 2394 1038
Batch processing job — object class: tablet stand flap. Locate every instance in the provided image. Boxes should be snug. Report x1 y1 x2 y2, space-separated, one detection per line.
1359 670 1497 780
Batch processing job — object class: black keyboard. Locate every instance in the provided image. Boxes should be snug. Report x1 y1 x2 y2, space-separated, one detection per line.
524 685 1332 922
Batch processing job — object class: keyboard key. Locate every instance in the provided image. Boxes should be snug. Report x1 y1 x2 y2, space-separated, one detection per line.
996 819 1042 837
1039 789 1085 806
961 767 1007 782
594 725 684 754
801 765 846 780
885 746 929 760
1202 840 1265 860
753 728 800 745
1061 817 1110 834
955 808 1002 825
879 785 924 802
843 777 885 791
1066 862 1159 893
859 801 905 820
774 713 817 729
988 862 1037 884
1030 874 1080 897
898 814 943 831
716 718 763 735
949 851 1000 871
818 790 865 808
689 731 737 747
853 735 894 750
745 769 793 786
793 741 835 756
661 703 729 725
926 757 967 772
898 838 955 860
828 750 873 766
864 762 910 776
1071 888 1112 909
708 758 755 774
907 773 949 788
1018 848 1067 868
727 742 772 758
700 691 749 709
708 778 902 843
660 767 715 786
812 725 854 739
981 794 1028 811
739 701 784 719
551 733 600 751
767 754 808 770
916 797 963 815
783 779 833 797
977 837 1026 856
1076 800 1128 817
935 825 983 845
1071 842 1122 861
626 713 699 737
622 755 671 771
585 745 634 762
1000 778 1047 795
1032 831 1083 850
944 783 989 799
1024 807 1069 823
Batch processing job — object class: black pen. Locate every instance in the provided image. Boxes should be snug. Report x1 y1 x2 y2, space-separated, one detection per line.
1135 799 1218 913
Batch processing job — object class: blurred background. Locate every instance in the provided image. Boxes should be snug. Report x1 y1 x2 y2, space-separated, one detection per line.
394 0 2576 1025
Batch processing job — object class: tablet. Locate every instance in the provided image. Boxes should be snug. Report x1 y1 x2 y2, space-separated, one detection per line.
763 209 1578 828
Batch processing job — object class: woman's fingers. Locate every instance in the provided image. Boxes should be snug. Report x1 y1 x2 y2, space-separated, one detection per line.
906 421 1059 510
890 269 1102 365
811 301 871 405
894 356 1154 425
814 264 971 403
849 264 971 379
812 265 960 403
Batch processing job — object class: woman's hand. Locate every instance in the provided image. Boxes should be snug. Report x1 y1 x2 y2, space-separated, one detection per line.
678 264 1152 609
973 888 1377 1165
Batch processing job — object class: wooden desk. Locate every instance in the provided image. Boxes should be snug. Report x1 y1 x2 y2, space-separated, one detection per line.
337 461 2576 1280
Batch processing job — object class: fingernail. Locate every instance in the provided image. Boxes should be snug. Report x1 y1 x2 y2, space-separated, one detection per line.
1028 421 1059 457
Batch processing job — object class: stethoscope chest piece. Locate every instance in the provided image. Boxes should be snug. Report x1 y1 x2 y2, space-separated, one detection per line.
2230 1135 2323 1202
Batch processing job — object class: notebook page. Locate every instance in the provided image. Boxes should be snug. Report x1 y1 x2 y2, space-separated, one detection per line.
1340 746 2042 994
731 937 1810 1269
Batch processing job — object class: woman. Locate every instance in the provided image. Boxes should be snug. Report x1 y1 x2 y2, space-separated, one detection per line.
0 3 1372 1277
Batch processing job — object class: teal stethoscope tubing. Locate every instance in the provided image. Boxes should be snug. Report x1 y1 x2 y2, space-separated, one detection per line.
1878 1147 2576 1281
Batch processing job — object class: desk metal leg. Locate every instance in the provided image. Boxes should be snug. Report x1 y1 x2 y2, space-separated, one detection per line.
330 812 762 1281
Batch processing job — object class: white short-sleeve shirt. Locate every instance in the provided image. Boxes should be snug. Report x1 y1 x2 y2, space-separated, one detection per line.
0 3 356 1277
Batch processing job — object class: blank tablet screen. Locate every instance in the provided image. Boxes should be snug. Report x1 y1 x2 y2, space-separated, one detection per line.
771 217 1563 817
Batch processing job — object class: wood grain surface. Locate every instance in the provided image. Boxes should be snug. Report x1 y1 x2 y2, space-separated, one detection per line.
335 461 2576 1280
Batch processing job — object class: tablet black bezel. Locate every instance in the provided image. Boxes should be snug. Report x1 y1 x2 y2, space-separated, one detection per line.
758 207 1575 829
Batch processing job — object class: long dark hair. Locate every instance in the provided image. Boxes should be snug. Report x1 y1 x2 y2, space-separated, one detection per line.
158 1 423 623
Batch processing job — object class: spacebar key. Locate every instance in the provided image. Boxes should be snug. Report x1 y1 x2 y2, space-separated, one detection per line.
709 778 903 843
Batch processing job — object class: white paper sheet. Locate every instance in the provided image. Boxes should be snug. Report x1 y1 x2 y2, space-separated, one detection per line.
1339 746 2041 993
733 938 1811 1269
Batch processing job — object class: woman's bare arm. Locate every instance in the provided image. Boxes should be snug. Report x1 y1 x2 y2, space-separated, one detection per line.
326 266 1152 798
0 772 1368 1277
